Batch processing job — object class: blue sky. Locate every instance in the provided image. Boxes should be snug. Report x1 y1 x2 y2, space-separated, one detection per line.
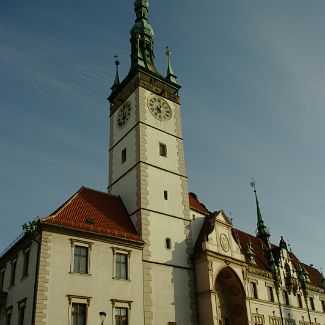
1 1 324 271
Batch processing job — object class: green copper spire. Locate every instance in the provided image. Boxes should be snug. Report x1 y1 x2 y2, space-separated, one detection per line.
111 57 120 91
165 47 177 84
130 0 158 73
250 180 271 247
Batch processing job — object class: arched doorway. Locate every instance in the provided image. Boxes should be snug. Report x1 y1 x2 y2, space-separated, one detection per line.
215 267 248 325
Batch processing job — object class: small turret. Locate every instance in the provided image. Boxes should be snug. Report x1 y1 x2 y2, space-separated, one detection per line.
111 57 120 91
165 47 177 84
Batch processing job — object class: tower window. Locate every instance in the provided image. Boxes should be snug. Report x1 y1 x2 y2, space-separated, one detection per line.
159 143 167 157
309 297 315 310
283 290 290 305
267 286 274 302
164 190 168 200
121 148 126 163
165 238 171 249
250 282 258 299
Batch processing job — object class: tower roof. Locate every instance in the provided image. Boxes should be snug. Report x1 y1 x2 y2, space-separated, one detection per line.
130 0 158 73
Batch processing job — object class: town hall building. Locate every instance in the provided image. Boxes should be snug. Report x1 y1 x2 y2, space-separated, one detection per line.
0 1 324 325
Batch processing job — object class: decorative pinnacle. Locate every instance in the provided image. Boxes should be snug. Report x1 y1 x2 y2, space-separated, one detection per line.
250 180 271 246
111 56 120 91
165 46 177 84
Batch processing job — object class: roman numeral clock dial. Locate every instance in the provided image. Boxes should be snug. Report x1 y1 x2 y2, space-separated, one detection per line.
147 95 172 121
117 101 132 129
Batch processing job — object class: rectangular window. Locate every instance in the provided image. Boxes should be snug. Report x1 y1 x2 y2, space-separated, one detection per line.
159 143 167 157
5 307 12 325
0 268 5 291
283 290 290 305
18 300 26 325
115 307 128 325
321 300 325 312
73 246 88 274
267 286 274 302
297 294 303 308
115 253 128 280
22 249 30 277
10 260 17 286
164 190 168 200
121 148 126 163
165 238 172 249
310 297 315 310
250 282 258 299
72 303 87 325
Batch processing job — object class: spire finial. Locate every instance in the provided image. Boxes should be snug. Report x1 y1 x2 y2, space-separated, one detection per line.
250 180 271 247
165 47 177 84
111 56 120 91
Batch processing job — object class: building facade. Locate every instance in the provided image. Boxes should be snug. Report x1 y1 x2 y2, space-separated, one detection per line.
0 1 324 325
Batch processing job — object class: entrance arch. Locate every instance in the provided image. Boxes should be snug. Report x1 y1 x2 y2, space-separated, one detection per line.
215 267 248 325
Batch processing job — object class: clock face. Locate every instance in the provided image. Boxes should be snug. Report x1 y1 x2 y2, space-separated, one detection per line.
147 95 172 121
220 233 230 252
117 101 132 129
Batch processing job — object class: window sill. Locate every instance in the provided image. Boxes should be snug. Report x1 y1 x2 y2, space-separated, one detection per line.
112 277 131 282
69 272 92 276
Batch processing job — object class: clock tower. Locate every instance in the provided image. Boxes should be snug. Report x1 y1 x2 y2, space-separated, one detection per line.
108 1 198 324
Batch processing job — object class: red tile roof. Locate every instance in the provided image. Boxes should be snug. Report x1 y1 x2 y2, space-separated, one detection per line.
42 187 142 242
189 192 210 215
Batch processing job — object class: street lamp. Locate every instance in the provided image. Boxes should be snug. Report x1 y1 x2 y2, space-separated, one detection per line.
99 311 106 324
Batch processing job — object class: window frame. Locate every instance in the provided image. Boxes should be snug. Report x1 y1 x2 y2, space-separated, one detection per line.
267 285 275 302
283 289 290 305
17 298 27 325
111 248 131 281
111 299 132 325
5 306 13 325
10 259 17 287
159 142 167 157
250 281 258 299
309 296 315 311
69 239 93 275
22 247 31 278
67 295 91 325
297 293 303 308
0 267 5 291
121 148 127 164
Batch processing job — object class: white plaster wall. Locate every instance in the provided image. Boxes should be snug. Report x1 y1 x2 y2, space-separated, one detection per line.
45 232 144 325
110 168 137 215
0 240 38 325
110 128 137 183
144 126 182 174
148 211 189 267
151 264 192 325
146 166 184 217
